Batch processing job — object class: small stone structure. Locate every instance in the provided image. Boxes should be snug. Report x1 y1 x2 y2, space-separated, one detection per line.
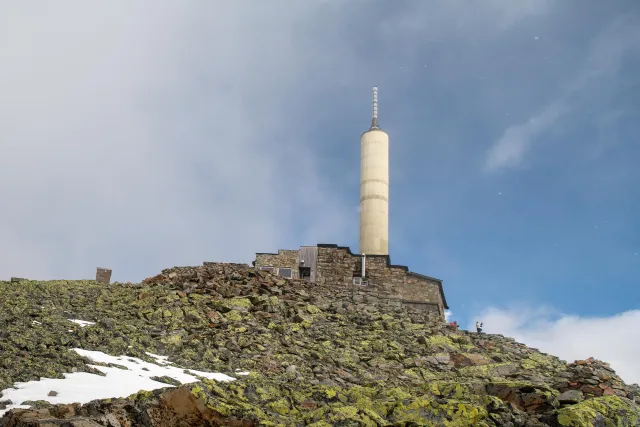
96 267 112 284
254 244 448 321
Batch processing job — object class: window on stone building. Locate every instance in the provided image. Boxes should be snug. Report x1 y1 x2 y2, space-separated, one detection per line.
278 268 292 278
299 267 311 281
259 267 275 273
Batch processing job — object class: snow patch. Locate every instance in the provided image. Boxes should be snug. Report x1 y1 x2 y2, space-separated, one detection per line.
145 352 171 365
68 319 95 327
0 348 239 418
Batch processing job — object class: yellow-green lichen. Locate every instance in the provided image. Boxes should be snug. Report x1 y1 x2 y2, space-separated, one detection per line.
428 335 457 348
520 351 560 372
325 388 337 399
458 362 514 378
332 405 358 418
268 397 291 415
305 304 321 314
224 310 243 322
269 296 280 305
557 395 640 427
392 396 488 426
225 297 253 309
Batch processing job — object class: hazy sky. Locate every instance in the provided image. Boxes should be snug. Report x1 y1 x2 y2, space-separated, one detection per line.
1 2 639 383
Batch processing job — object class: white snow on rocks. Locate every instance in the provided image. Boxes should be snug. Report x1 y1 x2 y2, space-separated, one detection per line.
145 352 171 365
68 319 95 327
0 348 239 418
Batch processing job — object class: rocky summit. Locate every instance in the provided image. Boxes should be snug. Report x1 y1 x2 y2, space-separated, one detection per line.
1 263 638 426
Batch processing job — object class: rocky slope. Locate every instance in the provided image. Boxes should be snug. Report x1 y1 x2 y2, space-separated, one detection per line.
0 263 638 426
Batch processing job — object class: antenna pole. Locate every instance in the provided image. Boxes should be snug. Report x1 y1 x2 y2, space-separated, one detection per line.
371 86 379 129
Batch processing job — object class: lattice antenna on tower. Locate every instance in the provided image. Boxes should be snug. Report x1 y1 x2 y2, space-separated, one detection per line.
371 86 379 129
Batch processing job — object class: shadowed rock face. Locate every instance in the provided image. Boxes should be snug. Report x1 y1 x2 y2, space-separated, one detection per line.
1 263 639 426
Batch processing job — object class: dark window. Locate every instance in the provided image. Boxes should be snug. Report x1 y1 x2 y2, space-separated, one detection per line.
278 268 292 278
299 267 311 281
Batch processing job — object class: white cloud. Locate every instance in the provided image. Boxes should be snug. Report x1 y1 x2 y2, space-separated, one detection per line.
484 14 640 172
484 102 568 172
0 2 359 282
471 305 640 386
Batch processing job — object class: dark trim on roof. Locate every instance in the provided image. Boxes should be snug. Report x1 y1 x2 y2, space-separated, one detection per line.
407 271 442 283
255 249 299 257
439 282 449 310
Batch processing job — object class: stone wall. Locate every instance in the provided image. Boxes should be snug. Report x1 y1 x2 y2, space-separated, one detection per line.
333 287 443 322
315 246 360 289
254 245 447 322
403 273 446 316
254 250 299 279
363 255 408 298
315 246 446 320
96 268 112 284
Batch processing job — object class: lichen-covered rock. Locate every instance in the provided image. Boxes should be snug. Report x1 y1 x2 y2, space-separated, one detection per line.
0 263 638 426
558 390 585 404
556 395 640 426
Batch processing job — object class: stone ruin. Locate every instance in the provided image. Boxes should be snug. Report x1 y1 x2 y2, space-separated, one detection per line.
95 267 112 284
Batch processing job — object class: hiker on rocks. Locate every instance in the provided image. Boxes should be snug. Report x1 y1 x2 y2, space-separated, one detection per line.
476 321 483 333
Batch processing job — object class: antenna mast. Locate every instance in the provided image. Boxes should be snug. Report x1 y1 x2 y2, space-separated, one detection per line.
371 86 379 129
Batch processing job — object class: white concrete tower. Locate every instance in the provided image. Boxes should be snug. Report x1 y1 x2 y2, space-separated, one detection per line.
359 86 389 255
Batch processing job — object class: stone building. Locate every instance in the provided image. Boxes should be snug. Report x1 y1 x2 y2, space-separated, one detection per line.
253 244 448 321
252 89 450 322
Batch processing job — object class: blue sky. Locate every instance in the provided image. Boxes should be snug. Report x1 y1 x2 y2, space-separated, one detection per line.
1 2 639 383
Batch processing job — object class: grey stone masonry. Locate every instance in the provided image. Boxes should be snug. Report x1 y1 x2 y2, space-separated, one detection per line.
254 244 449 322
254 250 300 279
96 268 112 284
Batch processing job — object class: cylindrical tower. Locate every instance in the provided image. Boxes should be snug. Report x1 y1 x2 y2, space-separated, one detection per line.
359 87 389 255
